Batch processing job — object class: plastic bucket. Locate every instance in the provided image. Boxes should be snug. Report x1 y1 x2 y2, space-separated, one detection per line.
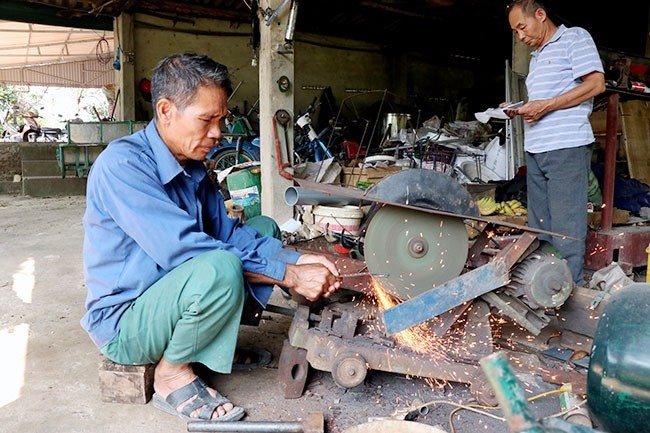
226 167 262 220
483 136 507 180
313 205 364 235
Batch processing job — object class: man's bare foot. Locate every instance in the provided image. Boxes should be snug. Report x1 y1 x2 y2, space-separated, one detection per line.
153 358 238 420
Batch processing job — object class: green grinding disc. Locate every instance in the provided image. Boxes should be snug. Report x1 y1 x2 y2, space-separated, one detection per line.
364 205 468 300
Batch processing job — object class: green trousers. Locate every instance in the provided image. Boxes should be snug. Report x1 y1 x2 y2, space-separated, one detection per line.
102 216 281 373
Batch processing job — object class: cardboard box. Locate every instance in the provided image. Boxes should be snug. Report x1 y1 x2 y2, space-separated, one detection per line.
341 166 403 187
484 214 529 235
465 183 496 201
588 209 630 229
589 109 622 135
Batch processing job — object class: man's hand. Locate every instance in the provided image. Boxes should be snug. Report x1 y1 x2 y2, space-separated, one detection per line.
243 253 341 303
499 101 523 119
516 99 552 123
284 254 341 302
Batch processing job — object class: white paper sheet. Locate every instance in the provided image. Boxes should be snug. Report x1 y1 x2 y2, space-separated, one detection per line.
474 101 523 123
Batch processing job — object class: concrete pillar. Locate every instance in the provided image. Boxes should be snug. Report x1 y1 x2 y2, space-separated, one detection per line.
114 13 136 121
258 0 295 224
511 35 531 77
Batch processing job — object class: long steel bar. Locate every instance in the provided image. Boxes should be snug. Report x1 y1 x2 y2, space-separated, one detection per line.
187 421 303 432
382 232 537 334
293 178 576 240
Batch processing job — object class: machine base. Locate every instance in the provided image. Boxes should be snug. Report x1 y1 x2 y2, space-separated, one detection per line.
585 226 650 273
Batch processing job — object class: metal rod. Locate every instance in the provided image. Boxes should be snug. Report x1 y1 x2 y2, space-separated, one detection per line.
187 420 304 432
264 304 295 317
338 272 387 278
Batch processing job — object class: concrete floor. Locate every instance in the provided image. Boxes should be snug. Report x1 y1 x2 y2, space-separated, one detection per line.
1 194 586 433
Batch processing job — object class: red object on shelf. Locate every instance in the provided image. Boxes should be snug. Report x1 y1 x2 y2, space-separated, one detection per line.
630 63 648 75
343 140 366 160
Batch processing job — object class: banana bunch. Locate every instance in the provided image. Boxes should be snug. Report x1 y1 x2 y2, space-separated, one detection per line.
498 199 528 216
477 196 499 215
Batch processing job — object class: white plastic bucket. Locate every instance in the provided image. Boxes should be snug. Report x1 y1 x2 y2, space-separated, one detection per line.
483 136 507 180
313 205 364 235
460 160 502 182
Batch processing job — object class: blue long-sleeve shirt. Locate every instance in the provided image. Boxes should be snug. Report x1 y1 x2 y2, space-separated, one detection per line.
81 121 300 349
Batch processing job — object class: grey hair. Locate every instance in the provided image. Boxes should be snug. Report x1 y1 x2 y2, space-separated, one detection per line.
150 53 232 118
506 0 548 18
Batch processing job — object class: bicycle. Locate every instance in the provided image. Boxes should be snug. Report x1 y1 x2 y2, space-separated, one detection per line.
207 106 260 171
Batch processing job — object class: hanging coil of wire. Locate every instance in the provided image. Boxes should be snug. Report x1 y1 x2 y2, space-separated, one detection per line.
95 35 112 65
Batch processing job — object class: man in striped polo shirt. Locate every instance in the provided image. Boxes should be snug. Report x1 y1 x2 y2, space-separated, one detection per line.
507 0 605 285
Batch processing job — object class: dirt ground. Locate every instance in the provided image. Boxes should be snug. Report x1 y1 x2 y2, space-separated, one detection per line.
0 194 579 433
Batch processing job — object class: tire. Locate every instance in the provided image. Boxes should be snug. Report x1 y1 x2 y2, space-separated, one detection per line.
212 149 255 171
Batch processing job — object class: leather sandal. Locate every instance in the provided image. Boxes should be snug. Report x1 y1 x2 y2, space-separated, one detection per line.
152 377 245 421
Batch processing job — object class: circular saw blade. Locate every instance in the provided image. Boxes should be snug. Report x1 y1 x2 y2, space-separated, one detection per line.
365 168 479 217
364 205 468 300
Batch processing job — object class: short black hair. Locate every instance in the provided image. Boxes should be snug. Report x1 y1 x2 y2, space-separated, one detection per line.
150 53 232 118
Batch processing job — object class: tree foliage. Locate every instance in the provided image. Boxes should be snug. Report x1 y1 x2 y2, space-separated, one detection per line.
0 85 19 114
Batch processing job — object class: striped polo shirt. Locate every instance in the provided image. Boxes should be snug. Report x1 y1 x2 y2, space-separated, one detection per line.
524 24 604 153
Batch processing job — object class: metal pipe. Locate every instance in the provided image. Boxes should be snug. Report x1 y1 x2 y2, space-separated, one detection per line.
264 0 291 25
284 186 366 206
187 421 304 432
601 92 619 231
285 0 299 42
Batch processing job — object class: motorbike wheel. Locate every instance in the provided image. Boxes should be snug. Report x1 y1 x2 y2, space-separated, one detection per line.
212 148 256 171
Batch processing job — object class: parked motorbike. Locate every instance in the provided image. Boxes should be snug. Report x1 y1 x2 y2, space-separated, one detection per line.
1 110 38 142
24 112 66 142
1 110 65 142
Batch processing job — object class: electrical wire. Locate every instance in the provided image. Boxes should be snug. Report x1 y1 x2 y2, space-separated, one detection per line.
398 386 587 433
95 35 111 65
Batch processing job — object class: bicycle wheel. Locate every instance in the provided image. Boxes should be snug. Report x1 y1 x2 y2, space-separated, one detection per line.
212 148 255 171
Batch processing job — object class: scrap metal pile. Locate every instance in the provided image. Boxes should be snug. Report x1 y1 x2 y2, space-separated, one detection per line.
279 169 577 406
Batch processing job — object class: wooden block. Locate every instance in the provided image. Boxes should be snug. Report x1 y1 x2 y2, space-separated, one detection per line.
98 357 155 404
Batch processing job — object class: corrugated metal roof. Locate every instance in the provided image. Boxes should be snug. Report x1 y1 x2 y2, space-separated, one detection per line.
0 58 113 87
0 20 113 68
10 0 646 65
0 19 113 87
0 0 646 88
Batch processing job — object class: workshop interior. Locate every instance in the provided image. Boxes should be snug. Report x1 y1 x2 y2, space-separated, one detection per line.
1 1 650 433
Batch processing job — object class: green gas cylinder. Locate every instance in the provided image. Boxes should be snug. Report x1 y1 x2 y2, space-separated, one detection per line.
587 283 650 433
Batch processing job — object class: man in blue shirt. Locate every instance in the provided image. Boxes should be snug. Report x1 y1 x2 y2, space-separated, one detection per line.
507 0 605 285
81 53 341 422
